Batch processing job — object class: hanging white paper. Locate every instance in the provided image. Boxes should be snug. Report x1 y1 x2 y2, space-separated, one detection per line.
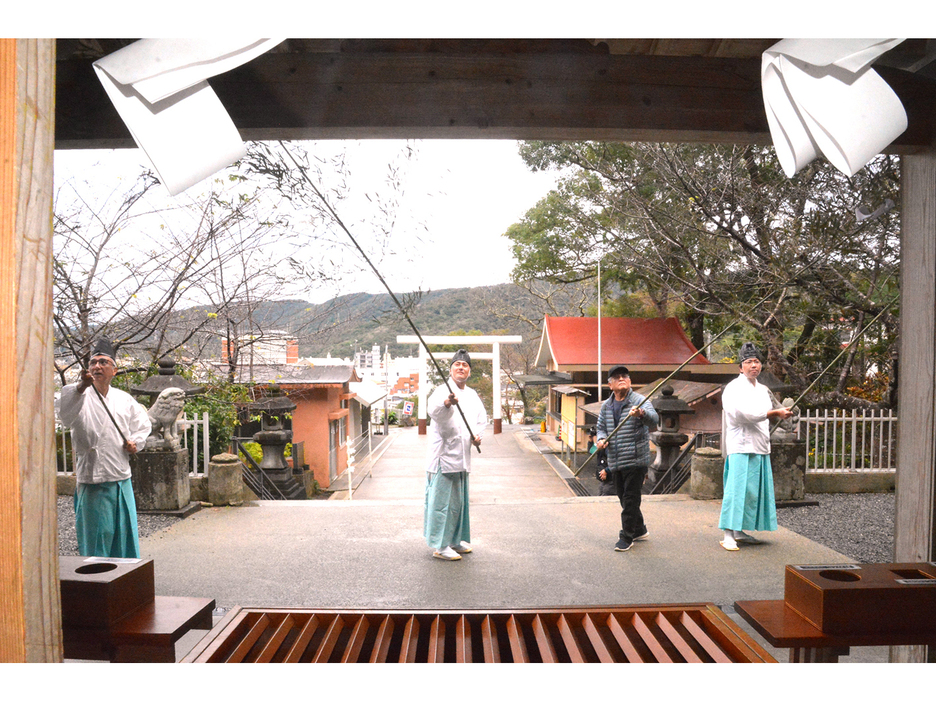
762 39 907 178
94 39 285 196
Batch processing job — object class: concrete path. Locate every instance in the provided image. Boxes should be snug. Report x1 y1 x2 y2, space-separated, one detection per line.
138 424 886 662
345 421 573 502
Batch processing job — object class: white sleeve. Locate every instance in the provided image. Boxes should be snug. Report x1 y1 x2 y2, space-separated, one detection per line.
56 384 87 429
725 383 768 426
126 398 153 445
427 384 459 435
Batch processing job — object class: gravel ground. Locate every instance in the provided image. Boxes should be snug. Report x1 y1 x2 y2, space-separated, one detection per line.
57 495 178 556
776 492 896 563
59 492 896 563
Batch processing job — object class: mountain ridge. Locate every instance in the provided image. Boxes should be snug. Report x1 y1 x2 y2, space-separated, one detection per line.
176 282 554 360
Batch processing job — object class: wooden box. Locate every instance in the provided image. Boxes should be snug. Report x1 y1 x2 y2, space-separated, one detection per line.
59 556 155 628
784 562 936 635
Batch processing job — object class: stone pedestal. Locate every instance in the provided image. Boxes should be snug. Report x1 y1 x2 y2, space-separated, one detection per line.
647 430 688 492
131 448 190 511
208 453 244 506
254 429 306 500
690 446 724 500
770 430 807 501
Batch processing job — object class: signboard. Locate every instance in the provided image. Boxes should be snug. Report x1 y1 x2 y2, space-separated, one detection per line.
403 401 414 416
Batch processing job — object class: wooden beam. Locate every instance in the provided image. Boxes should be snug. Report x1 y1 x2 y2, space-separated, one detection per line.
0 39 60 663
51 50 936 149
893 147 936 663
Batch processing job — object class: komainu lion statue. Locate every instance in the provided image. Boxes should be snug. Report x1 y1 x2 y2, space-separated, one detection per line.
146 387 186 451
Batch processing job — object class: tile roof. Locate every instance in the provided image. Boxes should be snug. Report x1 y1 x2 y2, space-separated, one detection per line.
536 316 710 368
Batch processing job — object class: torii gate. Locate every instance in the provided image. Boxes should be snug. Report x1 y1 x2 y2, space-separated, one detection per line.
396 335 522 435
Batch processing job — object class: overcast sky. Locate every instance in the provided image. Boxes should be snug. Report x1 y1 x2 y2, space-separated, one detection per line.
54 140 561 302
44 7 929 307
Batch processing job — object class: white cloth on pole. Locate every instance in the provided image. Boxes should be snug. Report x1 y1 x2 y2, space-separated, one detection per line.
761 39 906 177
94 38 284 195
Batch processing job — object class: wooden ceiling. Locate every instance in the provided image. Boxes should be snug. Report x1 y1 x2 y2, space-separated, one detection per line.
54 39 936 149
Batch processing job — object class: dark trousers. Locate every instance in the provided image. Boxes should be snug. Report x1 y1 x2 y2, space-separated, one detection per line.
613 467 647 541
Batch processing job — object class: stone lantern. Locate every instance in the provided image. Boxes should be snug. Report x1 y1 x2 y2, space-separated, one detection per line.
131 357 204 403
128 357 204 513
245 385 305 500
646 385 694 492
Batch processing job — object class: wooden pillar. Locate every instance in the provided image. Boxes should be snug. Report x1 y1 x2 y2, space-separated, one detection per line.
492 342 502 434
892 148 936 663
0 39 59 663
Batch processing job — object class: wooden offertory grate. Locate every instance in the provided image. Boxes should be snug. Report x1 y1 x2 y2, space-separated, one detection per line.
182 604 775 663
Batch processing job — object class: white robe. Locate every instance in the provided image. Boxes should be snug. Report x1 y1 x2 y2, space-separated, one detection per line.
425 381 487 473
721 373 773 455
56 383 152 484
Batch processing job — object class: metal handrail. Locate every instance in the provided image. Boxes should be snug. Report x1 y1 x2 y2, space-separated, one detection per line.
647 433 719 495
231 436 288 500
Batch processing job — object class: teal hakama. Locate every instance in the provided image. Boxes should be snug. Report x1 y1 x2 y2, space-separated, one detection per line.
424 470 470 550
718 454 777 532
75 478 141 558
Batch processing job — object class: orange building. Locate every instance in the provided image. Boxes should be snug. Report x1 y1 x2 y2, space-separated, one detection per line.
391 372 419 395
230 364 362 489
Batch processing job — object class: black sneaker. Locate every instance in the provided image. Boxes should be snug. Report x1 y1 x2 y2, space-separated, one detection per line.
614 538 633 552
633 528 649 542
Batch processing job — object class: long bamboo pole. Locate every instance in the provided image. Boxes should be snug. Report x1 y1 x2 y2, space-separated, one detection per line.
769 293 899 436
275 142 480 451
573 295 771 476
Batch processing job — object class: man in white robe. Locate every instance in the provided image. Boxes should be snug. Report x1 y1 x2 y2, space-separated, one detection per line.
56 339 152 558
423 349 487 561
719 342 793 551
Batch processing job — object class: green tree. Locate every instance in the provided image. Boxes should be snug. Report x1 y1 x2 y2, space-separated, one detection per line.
507 141 900 408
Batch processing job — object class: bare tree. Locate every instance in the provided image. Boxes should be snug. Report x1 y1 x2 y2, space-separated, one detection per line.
479 279 597 418
54 163 307 381
54 139 436 388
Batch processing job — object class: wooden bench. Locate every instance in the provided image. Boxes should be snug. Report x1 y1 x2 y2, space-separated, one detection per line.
64 595 215 662
735 599 936 662
60 556 215 662
736 562 936 662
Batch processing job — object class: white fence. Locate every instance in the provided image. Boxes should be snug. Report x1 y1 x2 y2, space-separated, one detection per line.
178 412 210 476
56 412 211 478
796 409 897 473
334 428 382 481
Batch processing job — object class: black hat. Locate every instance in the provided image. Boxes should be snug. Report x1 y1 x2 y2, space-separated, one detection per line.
607 365 630 378
90 338 117 361
450 349 472 367
738 342 763 363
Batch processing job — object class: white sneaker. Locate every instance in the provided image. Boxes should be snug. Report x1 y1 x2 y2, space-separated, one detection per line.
433 546 461 560
720 537 739 551
452 541 473 554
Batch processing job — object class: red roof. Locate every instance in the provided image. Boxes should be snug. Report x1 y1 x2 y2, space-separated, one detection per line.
537 316 710 367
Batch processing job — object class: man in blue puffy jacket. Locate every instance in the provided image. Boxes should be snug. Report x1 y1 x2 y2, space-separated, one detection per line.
595 365 659 552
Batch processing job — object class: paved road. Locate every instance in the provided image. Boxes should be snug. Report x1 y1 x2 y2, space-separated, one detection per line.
133 424 888 662
347 422 573 502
